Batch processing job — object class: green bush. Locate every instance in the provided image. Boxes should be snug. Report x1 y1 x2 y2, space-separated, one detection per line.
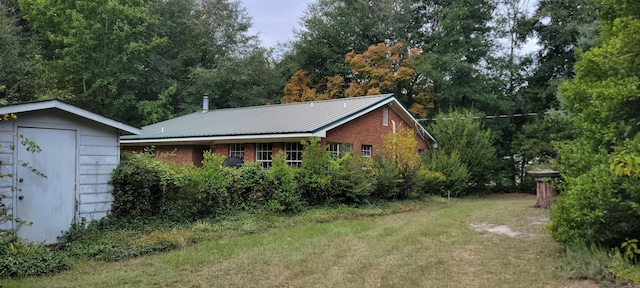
110 152 183 219
228 163 272 211
373 159 402 199
267 151 302 213
0 240 69 278
423 149 470 197
427 110 496 193
111 152 197 220
329 153 377 203
412 166 446 196
190 151 231 217
298 138 333 205
550 163 640 247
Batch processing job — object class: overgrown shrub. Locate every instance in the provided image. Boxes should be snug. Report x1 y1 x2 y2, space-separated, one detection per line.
0 240 69 278
298 138 333 205
423 149 470 197
190 151 231 217
110 152 161 218
549 163 640 247
428 110 496 193
329 153 377 203
374 159 402 199
411 166 446 196
228 163 272 211
267 151 302 213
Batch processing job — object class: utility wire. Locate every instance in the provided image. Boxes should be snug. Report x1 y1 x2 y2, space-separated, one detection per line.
417 110 567 122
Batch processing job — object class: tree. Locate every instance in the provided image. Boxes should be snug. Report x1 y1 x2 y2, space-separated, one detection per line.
415 0 500 115
140 0 277 120
292 0 426 79
549 0 640 247
0 1 50 104
18 0 164 124
521 0 599 112
427 110 496 192
282 42 434 117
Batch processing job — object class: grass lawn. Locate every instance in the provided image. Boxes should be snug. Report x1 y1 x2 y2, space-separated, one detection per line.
3 194 596 287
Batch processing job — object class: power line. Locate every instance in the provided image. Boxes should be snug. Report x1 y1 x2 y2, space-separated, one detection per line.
417 110 567 122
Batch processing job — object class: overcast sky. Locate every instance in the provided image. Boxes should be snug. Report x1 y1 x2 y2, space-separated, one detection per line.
240 0 315 48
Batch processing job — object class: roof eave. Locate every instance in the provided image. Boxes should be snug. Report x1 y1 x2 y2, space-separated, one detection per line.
120 132 325 145
0 100 141 135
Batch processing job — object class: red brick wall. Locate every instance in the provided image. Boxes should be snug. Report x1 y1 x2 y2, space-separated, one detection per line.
122 145 210 166
323 106 428 158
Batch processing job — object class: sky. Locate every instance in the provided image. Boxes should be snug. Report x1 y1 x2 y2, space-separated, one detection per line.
240 0 315 48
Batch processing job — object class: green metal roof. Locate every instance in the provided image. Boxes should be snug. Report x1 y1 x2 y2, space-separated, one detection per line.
121 94 436 144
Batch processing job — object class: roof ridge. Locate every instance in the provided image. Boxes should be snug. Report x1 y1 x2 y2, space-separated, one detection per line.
196 93 394 113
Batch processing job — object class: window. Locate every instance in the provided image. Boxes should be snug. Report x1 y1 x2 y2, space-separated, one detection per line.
285 142 303 167
256 143 272 168
383 108 389 126
229 143 244 160
361 144 372 157
327 142 352 157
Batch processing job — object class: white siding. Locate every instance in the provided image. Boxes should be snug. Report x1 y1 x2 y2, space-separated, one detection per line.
0 108 125 227
0 124 14 231
77 122 120 223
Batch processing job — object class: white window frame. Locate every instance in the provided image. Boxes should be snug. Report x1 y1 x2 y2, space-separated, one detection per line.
327 142 352 157
229 143 244 160
361 144 372 157
383 107 389 126
256 143 272 168
285 142 303 167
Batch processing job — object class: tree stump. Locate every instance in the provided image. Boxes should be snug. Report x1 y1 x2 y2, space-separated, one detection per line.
534 180 556 208
527 169 561 209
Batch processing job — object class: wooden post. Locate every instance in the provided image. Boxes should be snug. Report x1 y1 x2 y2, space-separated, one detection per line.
534 178 556 208
527 169 561 209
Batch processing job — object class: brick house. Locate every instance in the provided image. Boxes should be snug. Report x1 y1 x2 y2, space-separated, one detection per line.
120 94 437 167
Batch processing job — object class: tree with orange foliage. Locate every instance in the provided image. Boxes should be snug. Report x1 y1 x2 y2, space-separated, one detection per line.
281 42 434 118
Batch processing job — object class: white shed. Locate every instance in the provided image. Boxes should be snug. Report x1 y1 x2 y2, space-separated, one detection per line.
0 100 140 244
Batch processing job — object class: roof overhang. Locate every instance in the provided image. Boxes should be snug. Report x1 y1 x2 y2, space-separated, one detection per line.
120 132 325 146
312 97 438 146
0 100 141 135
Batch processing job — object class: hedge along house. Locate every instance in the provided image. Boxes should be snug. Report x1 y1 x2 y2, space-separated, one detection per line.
120 94 437 167
0 100 140 244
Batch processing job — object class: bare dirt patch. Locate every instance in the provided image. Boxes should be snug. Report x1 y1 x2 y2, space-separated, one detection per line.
468 223 538 239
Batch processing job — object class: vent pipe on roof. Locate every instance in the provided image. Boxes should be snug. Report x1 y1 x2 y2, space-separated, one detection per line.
202 94 209 113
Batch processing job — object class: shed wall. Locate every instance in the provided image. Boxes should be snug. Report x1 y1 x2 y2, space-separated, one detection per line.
0 109 123 231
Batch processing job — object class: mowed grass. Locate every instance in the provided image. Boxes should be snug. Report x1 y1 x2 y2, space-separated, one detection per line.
4 194 589 288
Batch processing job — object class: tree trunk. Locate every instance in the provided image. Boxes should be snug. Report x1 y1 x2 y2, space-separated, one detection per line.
534 180 556 208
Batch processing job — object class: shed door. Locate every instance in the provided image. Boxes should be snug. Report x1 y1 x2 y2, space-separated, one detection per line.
15 127 77 244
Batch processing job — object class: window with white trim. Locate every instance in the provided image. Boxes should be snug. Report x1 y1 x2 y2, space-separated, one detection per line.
256 143 272 168
361 144 372 157
327 142 352 157
229 143 244 160
285 142 303 167
383 108 389 126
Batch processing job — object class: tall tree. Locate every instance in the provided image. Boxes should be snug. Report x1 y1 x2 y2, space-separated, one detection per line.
136 0 270 121
415 0 500 115
522 0 599 111
0 0 49 104
293 0 427 79
18 0 163 124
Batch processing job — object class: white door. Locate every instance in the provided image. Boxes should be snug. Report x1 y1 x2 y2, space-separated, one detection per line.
15 127 77 244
